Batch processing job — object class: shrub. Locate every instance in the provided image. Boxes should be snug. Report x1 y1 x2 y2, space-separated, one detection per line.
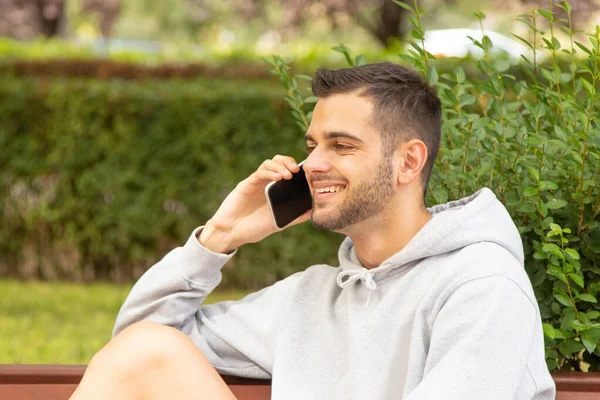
0 76 341 286
267 0 600 374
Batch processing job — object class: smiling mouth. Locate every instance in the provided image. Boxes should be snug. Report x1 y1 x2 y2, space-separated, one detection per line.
315 185 347 194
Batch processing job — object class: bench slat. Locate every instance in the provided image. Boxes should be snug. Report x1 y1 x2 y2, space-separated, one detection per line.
2 365 600 400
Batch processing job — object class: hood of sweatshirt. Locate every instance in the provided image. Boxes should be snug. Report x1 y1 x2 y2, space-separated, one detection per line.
335 188 524 300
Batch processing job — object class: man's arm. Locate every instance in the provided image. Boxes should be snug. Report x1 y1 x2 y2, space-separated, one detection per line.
111 225 300 378
112 226 234 338
405 275 555 400
111 155 310 378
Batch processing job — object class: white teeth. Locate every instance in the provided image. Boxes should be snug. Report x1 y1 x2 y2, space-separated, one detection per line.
316 186 346 193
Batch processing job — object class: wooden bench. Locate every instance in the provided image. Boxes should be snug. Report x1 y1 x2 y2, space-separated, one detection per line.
1 364 599 399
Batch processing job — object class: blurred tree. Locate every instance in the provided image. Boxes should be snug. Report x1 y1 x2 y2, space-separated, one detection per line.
285 0 411 46
360 0 411 46
80 0 121 37
186 0 413 47
0 0 66 39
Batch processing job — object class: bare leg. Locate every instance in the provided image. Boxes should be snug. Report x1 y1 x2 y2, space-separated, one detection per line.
69 321 237 400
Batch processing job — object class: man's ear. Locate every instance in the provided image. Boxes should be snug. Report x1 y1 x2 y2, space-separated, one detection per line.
397 139 428 186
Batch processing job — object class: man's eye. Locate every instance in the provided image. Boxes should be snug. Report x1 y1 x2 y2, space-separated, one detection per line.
334 144 353 151
304 146 315 154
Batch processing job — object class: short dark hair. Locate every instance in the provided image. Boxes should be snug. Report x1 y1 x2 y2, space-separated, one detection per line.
311 62 442 197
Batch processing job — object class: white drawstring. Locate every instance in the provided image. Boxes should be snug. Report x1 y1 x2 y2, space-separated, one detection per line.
337 269 378 309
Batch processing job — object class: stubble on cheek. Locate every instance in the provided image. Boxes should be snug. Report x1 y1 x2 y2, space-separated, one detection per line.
310 158 395 231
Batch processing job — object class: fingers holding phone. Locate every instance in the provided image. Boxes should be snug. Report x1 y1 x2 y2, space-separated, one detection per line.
200 155 311 253
243 156 300 191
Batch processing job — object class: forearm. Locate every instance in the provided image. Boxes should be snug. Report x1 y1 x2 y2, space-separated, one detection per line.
198 220 238 255
112 227 236 337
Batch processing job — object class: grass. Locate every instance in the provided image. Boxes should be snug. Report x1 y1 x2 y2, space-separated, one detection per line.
0 279 249 365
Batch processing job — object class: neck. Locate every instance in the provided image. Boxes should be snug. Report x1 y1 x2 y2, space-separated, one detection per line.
346 197 432 270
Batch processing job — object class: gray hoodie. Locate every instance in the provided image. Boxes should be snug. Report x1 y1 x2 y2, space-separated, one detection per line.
113 188 556 399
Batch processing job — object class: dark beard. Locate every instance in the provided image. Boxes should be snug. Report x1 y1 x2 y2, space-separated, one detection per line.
311 156 394 231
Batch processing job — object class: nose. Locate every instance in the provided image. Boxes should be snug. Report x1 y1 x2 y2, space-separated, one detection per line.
303 146 333 177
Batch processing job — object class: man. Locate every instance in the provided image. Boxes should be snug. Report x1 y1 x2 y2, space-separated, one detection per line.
70 62 556 399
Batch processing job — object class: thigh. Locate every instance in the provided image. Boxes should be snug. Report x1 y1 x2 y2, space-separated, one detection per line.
95 321 238 400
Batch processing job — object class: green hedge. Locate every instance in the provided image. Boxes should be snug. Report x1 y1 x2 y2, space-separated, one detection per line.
0 76 341 287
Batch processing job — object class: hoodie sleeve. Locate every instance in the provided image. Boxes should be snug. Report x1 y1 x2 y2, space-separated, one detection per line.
404 275 552 400
112 227 285 379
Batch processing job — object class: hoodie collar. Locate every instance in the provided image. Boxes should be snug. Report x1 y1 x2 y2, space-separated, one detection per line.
335 188 523 307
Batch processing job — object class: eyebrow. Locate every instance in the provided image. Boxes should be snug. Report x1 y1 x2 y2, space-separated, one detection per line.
304 131 365 144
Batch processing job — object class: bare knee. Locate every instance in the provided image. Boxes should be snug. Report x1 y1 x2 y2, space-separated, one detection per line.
90 320 201 378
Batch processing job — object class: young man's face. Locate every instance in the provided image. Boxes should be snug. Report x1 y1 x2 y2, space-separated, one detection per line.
303 92 396 232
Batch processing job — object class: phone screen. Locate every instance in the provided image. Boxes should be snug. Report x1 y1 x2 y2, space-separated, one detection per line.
266 164 313 229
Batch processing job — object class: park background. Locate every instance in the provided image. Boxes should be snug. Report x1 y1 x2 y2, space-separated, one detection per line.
1 0 600 373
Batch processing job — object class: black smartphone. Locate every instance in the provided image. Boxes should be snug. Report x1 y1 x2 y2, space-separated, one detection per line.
264 160 313 229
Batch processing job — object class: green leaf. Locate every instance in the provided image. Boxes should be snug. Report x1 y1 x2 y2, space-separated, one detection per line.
569 273 584 288
455 67 466 84
355 54 367 66
571 151 583 165
579 294 598 303
518 203 536 214
296 74 313 81
543 243 563 258
303 96 318 104
398 54 416 64
570 319 588 330
543 323 555 339
549 223 562 232
552 37 561 51
538 9 554 22
332 44 354 66
412 30 424 40
559 338 584 358
580 77 596 96
510 33 535 51
546 199 567 209
392 0 415 13
459 94 476 106
565 248 580 260
575 41 592 55
538 198 548 218
582 329 600 354
408 16 420 32
524 187 538 197
553 328 567 339
587 311 600 319
427 65 439 85
472 11 486 20
541 68 556 84
482 35 493 51
527 166 540 181
540 180 559 190
554 290 573 308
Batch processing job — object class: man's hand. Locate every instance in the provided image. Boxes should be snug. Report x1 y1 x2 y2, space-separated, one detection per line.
198 155 311 254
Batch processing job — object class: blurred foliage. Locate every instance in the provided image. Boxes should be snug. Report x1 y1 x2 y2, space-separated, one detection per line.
0 35 405 71
0 75 343 288
0 279 248 364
